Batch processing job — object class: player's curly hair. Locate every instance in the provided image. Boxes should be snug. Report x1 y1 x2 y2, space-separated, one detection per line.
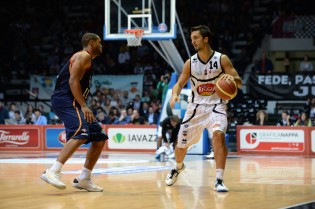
81 33 99 47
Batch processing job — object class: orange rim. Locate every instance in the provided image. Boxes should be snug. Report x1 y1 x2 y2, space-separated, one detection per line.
124 29 144 37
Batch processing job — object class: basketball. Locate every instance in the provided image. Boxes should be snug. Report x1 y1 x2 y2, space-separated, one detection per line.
214 78 237 100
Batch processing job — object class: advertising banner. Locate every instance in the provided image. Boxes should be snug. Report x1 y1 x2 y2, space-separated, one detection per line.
237 126 309 156
248 73 315 100
0 125 42 151
43 125 90 151
105 125 157 152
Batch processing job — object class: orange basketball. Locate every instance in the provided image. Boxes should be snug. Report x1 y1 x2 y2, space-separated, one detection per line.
214 78 237 100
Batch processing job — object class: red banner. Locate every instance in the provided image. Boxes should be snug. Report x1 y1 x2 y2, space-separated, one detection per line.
0 125 42 151
237 126 310 156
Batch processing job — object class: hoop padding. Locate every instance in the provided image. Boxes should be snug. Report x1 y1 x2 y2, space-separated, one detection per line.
124 29 144 47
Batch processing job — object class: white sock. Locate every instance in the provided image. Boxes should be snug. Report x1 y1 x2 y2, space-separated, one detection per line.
176 162 183 170
216 169 224 179
78 167 92 180
50 161 63 173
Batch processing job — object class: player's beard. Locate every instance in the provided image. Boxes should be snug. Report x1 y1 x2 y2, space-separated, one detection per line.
194 45 200 52
95 46 102 56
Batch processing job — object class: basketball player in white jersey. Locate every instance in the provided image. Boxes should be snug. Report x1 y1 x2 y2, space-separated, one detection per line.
165 25 242 192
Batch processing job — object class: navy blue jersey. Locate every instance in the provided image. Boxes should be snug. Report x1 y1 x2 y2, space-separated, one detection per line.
51 50 108 143
54 51 93 100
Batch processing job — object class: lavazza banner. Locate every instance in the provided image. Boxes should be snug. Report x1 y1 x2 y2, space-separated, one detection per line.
107 127 157 150
248 73 315 100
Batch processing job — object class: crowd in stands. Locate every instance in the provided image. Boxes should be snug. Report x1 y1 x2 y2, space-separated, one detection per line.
1 0 281 82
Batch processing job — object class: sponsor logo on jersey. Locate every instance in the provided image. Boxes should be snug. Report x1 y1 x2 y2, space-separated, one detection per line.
192 58 198 63
197 83 215 96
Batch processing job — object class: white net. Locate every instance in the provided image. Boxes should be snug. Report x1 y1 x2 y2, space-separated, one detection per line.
125 29 143 47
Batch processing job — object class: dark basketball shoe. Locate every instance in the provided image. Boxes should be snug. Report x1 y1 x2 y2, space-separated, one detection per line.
165 164 185 186
214 178 229 192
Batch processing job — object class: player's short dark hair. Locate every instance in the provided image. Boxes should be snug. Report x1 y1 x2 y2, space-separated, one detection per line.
170 115 180 123
81 33 99 48
191 25 211 40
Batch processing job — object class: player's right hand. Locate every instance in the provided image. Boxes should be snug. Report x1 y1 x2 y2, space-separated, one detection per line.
169 95 180 109
81 105 95 123
220 74 234 81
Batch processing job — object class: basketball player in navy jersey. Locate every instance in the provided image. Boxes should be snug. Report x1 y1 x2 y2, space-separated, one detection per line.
165 25 242 192
41 33 108 192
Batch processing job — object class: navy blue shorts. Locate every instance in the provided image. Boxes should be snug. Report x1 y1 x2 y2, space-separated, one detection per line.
52 94 108 144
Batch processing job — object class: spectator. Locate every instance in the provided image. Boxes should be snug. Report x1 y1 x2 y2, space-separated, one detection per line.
129 94 142 111
146 106 159 125
256 52 274 74
103 98 111 115
141 90 151 103
8 102 24 120
276 111 293 126
90 98 99 116
130 109 145 125
113 109 131 125
305 97 315 125
156 75 167 101
96 111 109 124
110 93 120 108
38 104 50 122
107 106 120 124
155 102 163 116
127 107 133 117
120 90 131 107
0 101 9 124
92 81 102 97
283 53 291 73
300 55 313 73
14 110 26 124
161 74 170 104
24 104 36 122
255 110 269 125
25 114 34 124
148 85 159 102
139 102 149 118
294 112 312 127
34 108 48 125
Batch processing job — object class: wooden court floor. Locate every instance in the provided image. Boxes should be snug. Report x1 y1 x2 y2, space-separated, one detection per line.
0 152 314 209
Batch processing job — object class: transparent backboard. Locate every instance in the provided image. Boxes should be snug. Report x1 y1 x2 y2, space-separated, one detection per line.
104 0 176 40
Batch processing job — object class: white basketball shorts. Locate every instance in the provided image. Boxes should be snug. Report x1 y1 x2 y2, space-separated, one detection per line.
177 103 228 148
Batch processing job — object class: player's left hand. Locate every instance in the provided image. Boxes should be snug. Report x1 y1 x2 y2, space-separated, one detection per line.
81 105 95 123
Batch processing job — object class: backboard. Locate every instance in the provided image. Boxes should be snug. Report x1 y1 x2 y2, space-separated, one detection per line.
104 0 176 40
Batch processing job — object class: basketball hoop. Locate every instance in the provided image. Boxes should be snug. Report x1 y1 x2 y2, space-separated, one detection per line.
124 29 144 47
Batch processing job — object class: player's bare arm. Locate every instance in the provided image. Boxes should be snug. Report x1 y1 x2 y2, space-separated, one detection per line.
221 54 242 88
170 59 191 109
69 51 94 123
